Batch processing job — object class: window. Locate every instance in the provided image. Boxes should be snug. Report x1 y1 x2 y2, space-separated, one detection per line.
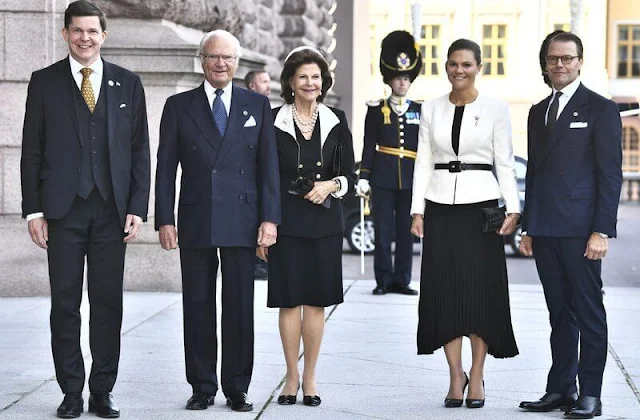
622 126 640 171
618 25 640 78
417 24 440 76
482 24 507 76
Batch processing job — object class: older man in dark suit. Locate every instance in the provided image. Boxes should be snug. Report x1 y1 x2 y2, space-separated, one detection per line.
155 30 280 412
20 1 150 418
519 32 623 419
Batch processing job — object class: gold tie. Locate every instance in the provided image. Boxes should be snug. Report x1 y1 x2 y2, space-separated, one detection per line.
80 67 96 113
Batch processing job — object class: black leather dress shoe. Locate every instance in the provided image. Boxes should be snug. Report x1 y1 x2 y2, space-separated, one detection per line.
226 392 253 412
303 395 322 406
564 396 602 419
444 372 468 408
520 392 579 412
388 284 419 295
372 286 387 295
88 392 120 418
57 393 83 419
186 392 215 410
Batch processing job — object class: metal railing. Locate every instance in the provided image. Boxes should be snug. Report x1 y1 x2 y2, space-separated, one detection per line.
621 108 639 202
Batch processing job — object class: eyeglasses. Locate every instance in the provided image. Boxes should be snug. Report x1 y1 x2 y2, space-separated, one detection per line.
546 55 580 65
201 53 237 63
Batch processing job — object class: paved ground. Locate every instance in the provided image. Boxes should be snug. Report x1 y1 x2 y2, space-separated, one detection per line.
0 280 639 419
1 204 638 418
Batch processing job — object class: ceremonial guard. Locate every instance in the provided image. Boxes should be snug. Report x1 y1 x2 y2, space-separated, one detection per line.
357 30 422 295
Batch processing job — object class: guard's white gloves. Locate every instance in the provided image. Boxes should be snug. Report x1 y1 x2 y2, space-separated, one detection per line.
356 179 370 196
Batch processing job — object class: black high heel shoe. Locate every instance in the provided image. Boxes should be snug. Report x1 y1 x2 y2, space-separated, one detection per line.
277 383 299 405
444 372 469 408
465 380 485 408
302 383 321 407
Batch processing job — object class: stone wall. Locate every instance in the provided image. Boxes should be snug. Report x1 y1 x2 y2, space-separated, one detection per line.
0 0 338 217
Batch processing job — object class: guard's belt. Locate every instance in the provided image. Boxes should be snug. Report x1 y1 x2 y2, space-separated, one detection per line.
376 145 417 159
434 161 493 173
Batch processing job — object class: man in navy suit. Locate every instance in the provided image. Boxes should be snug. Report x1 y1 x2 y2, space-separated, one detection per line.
519 32 623 419
20 1 150 417
155 30 280 412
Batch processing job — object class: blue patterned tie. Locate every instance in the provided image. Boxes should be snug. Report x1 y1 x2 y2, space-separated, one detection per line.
212 88 227 137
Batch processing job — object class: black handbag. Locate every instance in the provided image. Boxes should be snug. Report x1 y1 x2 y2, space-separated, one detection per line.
480 206 506 233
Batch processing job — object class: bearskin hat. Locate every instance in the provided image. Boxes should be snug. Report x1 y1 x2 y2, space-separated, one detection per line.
379 30 422 84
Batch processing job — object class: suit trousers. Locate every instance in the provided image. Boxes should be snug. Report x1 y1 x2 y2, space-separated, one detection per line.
371 186 413 288
179 246 255 396
533 236 607 397
46 189 126 394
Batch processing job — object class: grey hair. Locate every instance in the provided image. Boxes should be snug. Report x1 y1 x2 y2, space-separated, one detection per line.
198 30 243 59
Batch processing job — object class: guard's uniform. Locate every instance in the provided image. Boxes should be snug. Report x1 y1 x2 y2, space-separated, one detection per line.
361 97 420 290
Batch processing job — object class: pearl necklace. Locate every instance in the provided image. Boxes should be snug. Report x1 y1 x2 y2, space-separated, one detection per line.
292 103 319 136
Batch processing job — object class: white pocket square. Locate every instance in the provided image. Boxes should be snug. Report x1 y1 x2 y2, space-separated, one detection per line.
244 115 256 127
119 103 127 109
570 121 588 128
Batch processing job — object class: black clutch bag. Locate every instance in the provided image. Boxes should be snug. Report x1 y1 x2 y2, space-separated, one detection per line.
480 206 506 233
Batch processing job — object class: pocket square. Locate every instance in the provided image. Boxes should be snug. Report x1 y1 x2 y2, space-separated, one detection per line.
244 115 256 127
570 121 588 128
119 103 127 109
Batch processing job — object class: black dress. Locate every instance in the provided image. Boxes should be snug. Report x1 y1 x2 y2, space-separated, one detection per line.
267 122 344 308
416 106 519 358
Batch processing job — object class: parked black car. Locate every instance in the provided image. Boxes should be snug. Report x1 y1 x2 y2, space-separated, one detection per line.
342 156 529 257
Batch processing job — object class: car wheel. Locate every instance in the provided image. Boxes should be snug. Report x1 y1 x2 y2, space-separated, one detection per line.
346 217 375 254
510 226 526 257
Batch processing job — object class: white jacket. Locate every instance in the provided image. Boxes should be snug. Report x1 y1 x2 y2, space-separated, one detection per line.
410 92 520 215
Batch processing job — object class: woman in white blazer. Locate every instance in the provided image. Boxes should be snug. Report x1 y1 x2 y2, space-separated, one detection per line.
410 39 520 409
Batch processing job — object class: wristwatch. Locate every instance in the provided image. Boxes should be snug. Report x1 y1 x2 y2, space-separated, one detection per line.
594 232 608 239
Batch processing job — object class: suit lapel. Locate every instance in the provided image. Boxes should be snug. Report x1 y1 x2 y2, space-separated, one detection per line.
56 59 81 139
186 84 221 153
541 83 589 163
317 103 340 151
214 86 248 166
103 60 122 150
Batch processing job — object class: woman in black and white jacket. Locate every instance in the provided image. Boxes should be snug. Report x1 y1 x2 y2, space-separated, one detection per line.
410 39 520 409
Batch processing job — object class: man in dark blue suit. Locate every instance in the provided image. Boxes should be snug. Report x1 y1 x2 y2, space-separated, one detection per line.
519 32 623 419
155 30 280 412
20 1 150 417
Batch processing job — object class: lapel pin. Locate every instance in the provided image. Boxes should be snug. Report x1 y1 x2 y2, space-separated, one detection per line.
116 81 121 86
573 111 578 116
243 110 248 116
108 80 114 86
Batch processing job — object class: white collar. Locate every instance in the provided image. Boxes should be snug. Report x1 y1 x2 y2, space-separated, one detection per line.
553 77 581 100
69 55 103 77
204 80 232 99
274 103 340 148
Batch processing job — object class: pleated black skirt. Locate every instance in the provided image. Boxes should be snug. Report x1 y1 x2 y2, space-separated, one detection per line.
267 234 344 308
417 200 519 358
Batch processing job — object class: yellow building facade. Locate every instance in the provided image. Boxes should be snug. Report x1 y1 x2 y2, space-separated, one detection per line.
608 0 640 172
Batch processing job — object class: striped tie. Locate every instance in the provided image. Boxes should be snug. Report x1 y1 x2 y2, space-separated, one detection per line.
80 67 96 113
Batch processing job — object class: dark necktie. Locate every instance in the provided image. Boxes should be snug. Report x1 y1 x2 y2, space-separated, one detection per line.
546 91 562 136
212 88 227 137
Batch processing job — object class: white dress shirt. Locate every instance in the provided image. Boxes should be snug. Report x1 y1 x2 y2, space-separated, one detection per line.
545 77 581 124
204 80 232 116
